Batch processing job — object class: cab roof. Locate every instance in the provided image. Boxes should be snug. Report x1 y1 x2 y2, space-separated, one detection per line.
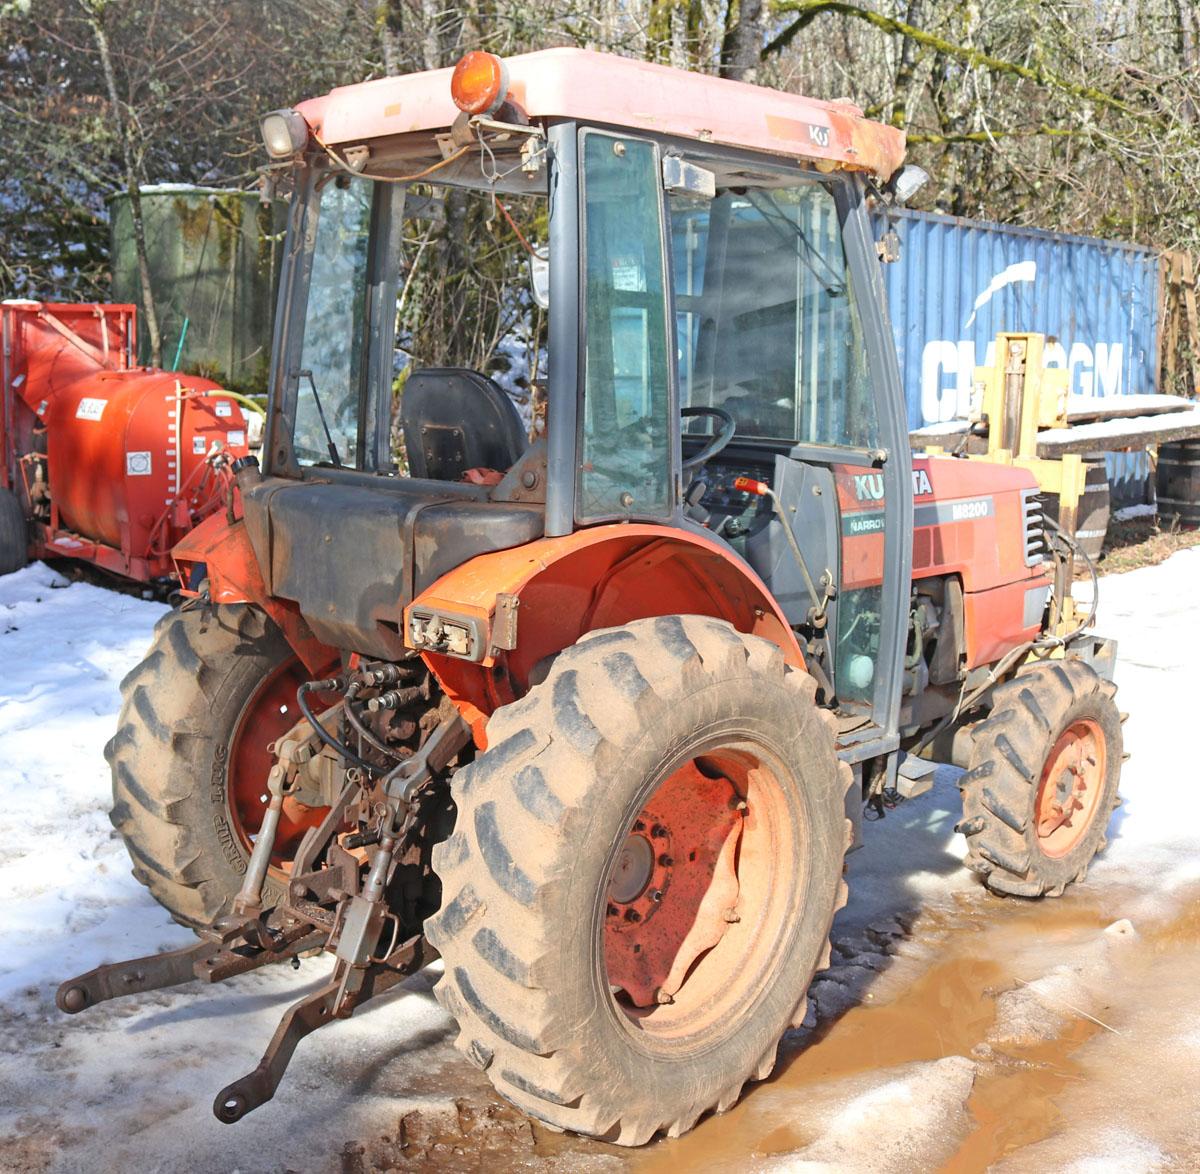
295 48 906 181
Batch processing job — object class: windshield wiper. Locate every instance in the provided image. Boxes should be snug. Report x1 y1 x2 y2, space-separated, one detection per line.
744 190 846 297
298 369 343 468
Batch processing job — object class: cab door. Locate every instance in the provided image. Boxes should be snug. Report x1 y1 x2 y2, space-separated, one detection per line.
666 163 912 754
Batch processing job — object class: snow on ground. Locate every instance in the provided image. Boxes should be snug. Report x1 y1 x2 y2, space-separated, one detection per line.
0 566 458 1174
0 550 1198 1172
1112 503 1157 522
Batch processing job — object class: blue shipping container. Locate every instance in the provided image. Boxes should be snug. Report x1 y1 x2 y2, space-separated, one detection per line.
873 208 1162 503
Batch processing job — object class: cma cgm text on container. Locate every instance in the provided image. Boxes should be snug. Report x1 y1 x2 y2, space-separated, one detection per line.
873 206 1162 430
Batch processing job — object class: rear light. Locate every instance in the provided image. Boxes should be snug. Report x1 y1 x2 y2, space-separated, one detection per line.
450 51 509 116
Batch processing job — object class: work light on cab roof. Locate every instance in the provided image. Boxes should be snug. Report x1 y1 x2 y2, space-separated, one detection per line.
260 108 309 158
450 50 510 116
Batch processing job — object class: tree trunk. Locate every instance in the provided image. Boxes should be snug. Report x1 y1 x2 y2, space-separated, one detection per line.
377 0 399 75
84 1 162 367
721 0 765 82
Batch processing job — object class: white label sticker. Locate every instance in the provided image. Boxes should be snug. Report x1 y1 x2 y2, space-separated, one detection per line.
193 435 208 455
611 256 644 292
126 451 152 476
215 400 233 417
227 430 246 448
76 397 107 421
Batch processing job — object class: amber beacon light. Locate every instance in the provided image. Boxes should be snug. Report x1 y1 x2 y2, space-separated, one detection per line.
451 51 509 116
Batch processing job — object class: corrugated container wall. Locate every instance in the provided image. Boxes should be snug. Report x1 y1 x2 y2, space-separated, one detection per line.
110 187 287 394
873 207 1162 505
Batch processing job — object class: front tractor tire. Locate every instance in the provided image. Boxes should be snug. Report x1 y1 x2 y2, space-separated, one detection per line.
426 615 852 1145
959 659 1122 898
107 606 323 929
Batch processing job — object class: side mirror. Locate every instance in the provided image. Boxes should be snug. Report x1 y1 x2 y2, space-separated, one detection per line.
887 164 930 205
529 251 550 310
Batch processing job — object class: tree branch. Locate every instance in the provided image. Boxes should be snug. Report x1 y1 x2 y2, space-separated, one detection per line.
766 1 1142 120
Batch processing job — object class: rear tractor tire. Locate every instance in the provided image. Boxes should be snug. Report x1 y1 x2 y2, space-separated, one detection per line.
958 659 1122 898
107 605 327 929
0 486 29 576
426 615 852 1145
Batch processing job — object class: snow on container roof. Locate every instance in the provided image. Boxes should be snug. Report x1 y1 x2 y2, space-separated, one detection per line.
295 47 907 181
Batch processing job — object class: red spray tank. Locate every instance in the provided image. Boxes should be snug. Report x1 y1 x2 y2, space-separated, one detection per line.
1 301 253 581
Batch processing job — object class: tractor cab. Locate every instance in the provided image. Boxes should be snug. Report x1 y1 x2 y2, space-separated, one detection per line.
231 47 914 761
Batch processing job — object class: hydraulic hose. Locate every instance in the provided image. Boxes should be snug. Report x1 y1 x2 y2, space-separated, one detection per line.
296 679 374 772
1043 515 1099 642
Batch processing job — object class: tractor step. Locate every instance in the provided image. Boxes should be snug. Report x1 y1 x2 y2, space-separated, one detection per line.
895 756 937 800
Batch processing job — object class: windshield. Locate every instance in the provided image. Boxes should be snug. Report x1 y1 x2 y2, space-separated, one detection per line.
669 178 878 449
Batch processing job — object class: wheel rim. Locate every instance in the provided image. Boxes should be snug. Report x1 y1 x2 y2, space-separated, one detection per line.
603 742 802 1043
227 656 334 871
1034 718 1107 859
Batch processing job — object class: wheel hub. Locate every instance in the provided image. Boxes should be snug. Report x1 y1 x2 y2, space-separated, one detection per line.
605 761 744 1008
1035 718 1106 858
609 834 656 904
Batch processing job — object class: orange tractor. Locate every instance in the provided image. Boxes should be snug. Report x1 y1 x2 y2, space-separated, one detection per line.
58 50 1123 1143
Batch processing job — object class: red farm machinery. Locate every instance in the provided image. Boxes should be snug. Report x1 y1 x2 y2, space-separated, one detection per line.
0 301 255 583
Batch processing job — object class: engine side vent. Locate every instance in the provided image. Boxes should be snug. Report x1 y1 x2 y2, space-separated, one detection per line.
1021 488 1046 566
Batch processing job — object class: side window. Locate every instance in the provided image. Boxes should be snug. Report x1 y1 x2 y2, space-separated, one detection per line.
578 132 672 521
295 176 373 467
670 181 878 449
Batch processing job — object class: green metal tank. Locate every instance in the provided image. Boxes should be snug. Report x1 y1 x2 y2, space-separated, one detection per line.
109 186 287 393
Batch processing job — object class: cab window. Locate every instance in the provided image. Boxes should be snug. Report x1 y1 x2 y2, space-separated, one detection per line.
670 180 878 449
577 132 673 521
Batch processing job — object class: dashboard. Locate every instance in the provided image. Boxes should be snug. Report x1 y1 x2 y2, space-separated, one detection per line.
692 455 776 537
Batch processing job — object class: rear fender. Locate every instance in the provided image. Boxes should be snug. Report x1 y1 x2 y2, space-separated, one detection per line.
408 525 804 743
172 512 337 675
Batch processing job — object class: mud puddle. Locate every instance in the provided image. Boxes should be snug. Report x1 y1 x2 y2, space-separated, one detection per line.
345 884 1200 1172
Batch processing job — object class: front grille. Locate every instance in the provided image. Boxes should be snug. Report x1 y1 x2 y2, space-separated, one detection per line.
1021 488 1046 566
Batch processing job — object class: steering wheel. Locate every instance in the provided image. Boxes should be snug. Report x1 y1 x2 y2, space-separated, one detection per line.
681 406 736 471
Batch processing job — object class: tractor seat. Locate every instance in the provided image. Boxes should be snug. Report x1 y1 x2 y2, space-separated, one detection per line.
401 368 528 482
